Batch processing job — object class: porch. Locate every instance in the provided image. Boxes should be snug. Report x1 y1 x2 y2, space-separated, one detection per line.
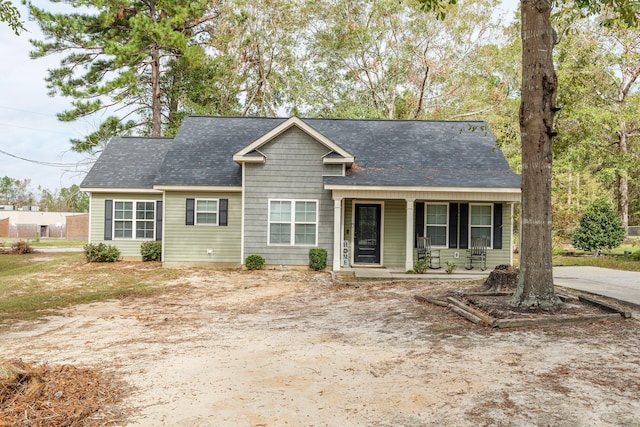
338 266 491 281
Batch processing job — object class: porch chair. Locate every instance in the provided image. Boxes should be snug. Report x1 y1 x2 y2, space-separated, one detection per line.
465 237 487 271
417 236 441 269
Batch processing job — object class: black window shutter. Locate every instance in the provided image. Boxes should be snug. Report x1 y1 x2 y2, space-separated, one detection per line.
155 201 163 240
219 199 228 226
493 203 503 249
186 198 195 225
415 202 424 246
459 203 469 249
104 200 113 240
449 203 458 249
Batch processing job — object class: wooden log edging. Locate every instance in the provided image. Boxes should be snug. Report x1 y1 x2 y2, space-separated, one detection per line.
578 295 632 318
446 297 496 327
493 313 623 328
415 294 627 328
414 294 449 307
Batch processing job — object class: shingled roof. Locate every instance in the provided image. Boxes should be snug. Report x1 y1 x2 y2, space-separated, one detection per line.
81 116 521 190
81 137 172 189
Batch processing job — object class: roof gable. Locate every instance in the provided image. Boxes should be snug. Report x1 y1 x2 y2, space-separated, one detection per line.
233 117 354 165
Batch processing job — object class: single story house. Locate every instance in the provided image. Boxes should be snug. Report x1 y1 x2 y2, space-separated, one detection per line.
80 116 521 271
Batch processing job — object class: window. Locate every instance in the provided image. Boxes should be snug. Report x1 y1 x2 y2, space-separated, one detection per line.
470 204 492 247
269 200 317 245
113 201 155 239
425 203 448 247
196 199 218 225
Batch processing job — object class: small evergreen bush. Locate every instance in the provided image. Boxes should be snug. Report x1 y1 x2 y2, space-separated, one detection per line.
631 250 640 261
309 248 327 271
11 240 33 254
245 254 265 270
140 241 162 261
573 198 625 254
84 243 121 262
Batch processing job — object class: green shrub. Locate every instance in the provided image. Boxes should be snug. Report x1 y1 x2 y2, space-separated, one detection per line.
11 240 33 254
445 261 458 274
413 259 428 274
573 198 626 254
84 243 121 263
309 248 328 271
631 250 640 261
245 254 265 270
140 241 162 261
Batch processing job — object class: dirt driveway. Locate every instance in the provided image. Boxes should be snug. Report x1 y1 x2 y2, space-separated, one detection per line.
2 269 640 426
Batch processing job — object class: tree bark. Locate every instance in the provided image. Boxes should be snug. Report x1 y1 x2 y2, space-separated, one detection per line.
617 125 629 232
150 0 162 137
510 0 561 309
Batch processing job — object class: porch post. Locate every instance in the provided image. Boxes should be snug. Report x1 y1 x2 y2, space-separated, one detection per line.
405 198 415 271
332 197 343 271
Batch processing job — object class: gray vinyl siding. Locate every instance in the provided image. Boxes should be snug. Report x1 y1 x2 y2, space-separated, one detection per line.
163 191 241 263
382 200 406 267
244 127 334 266
89 192 162 258
323 164 343 176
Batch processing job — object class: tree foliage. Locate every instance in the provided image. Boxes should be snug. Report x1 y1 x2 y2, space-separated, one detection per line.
573 198 626 252
25 0 219 152
0 0 24 34
0 177 87 212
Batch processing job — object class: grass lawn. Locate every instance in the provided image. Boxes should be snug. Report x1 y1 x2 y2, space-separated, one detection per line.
0 238 87 247
0 252 182 324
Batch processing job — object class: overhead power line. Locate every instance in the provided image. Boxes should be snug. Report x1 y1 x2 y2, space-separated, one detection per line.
0 147 82 168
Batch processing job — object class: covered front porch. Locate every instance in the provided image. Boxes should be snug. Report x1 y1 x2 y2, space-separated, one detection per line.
328 187 521 272
338 266 491 281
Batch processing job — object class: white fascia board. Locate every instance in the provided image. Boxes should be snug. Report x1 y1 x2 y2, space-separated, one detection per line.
323 156 355 165
232 154 266 164
234 116 354 160
324 184 521 193
80 187 162 194
153 185 243 192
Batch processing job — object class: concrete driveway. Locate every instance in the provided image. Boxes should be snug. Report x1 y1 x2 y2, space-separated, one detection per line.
554 266 640 308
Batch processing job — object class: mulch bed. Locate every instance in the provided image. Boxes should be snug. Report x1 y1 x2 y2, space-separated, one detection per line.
415 265 632 328
0 360 127 427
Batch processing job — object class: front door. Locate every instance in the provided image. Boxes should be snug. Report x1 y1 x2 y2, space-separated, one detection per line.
354 203 381 264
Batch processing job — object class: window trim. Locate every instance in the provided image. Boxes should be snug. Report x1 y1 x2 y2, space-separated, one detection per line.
424 203 449 248
469 203 493 249
268 199 319 246
194 198 220 226
112 200 156 240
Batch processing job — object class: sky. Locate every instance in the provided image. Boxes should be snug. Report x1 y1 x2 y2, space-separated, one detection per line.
0 2 95 191
0 0 520 193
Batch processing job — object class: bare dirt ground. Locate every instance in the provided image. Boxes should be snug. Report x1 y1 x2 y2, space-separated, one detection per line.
2 269 640 426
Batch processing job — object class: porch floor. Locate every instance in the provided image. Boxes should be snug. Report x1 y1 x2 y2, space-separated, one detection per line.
339 267 490 281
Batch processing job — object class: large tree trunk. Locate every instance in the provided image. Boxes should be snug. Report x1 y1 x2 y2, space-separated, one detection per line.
150 0 162 137
510 0 561 309
617 126 629 232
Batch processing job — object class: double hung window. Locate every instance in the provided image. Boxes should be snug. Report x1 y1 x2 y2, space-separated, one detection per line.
269 200 317 245
470 204 492 247
113 201 155 239
196 199 218 225
425 203 448 247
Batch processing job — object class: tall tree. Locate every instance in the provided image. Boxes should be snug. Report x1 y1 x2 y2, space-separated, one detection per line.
418 0 639 308
555 17 640 230
26 0 219 152
307 0 507 120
